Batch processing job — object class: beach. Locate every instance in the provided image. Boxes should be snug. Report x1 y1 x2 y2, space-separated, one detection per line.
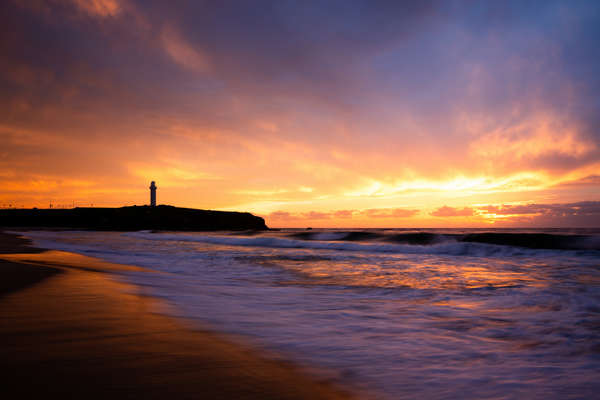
0 231 351 400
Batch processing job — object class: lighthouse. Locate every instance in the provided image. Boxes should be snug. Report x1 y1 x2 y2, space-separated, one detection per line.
150 181 157 206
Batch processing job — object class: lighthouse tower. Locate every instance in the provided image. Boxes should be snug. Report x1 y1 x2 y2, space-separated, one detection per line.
150 181 157 206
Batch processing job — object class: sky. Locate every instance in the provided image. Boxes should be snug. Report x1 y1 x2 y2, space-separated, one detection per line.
1 0 599 228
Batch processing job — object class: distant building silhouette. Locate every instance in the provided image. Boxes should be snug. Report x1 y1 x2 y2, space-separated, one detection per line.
150 181 157 206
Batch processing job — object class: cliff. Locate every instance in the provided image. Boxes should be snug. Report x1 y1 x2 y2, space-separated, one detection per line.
0 205 268 231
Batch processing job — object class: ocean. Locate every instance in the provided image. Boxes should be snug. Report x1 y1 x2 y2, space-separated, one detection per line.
20 228 600 399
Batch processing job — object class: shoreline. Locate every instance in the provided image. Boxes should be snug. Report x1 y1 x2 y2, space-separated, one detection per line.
0 230 352 399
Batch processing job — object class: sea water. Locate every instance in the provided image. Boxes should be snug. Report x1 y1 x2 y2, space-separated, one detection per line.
20 229 600 399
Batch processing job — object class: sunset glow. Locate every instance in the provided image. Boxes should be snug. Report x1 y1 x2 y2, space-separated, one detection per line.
1 0 599 227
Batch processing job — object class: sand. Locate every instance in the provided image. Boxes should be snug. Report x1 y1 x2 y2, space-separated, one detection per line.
0 231 352 399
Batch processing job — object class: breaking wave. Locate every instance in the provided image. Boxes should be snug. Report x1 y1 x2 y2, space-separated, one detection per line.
124 231 600 258
290 231 600 250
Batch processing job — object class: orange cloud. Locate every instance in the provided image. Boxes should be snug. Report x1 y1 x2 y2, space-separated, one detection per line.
71 0 122 17
359 208 420 218
266 208 420 223
430 206 475 217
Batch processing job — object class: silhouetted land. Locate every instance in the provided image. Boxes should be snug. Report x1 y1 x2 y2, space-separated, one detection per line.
0 205 268 231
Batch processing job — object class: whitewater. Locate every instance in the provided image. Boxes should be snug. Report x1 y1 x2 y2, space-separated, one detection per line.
20 228 600 399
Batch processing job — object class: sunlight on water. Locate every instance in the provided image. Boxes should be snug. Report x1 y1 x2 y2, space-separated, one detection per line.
258 252 543 291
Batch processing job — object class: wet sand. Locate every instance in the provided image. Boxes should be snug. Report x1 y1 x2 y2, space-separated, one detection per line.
0 231 351 399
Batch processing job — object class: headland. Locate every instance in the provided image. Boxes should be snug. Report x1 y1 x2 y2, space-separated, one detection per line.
0 205 268 231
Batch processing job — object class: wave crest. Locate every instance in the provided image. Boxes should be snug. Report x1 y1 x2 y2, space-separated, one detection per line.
124 232 596 258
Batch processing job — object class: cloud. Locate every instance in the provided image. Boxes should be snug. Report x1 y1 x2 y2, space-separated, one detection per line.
267 207 421 222
359 208 420 218
304 211 332 220
265 211 302 222
333 209 355 219
266 201 600 227
430 206 475 217
485 201 600 227
558 175 600 188
71 0 123 18
479 204 543 215
1 0 600 220
266 210 326 222
159 25 210 73
479 201 600 217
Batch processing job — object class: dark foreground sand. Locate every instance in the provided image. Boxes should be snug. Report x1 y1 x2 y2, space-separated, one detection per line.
0 231 351 399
